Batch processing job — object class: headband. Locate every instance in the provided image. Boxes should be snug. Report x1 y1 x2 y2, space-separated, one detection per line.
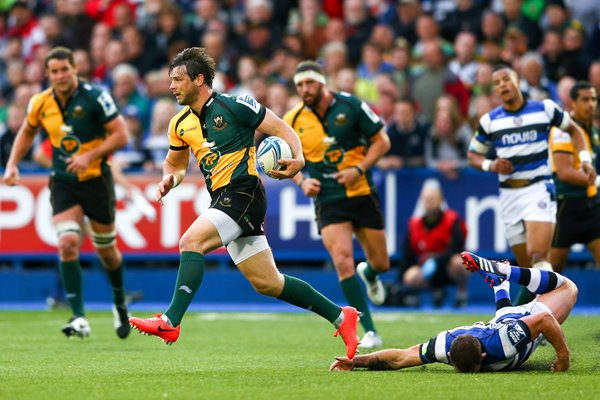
293 70 326 85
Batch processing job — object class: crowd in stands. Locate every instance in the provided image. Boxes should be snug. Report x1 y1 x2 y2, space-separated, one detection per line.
1 0 600 177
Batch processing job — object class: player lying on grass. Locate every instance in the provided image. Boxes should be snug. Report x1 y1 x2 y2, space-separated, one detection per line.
330 251 576 373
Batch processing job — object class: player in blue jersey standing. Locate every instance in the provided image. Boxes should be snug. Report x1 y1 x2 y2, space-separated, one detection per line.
330 251 576 373
466 64 595 304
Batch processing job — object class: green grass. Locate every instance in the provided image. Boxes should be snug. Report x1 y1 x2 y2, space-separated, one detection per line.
1 310 598 400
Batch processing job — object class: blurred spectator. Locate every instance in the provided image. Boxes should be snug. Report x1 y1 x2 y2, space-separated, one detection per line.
448 31 478 88
421 0 457 23
562 21 592 80
321 41 349 85
374 90 396 128
2 59 26 101
369 23 396 61
343 0 376 66
565 0 600 36
394 179 469 307
500 0 541 49
265 82 291 118
411 40 470 122
141 98 177 172
377 97 428 170
1 103 32 168
149 4 190 59
540 0 570 32
590 61 600 96
381 0 420 46
440 0 484 41
237 20 275 63
287 0 328 59
144 67 171 99
201 28 236 83
187 0 230 43
468 94 494 131
412 13 453 60
540 28 566 83
480 10 505 44
425 104 472 180
99 39 128 87
121 25 164 76
518 52 558 102
38 13 63 48
323 17 346 43
24 58 45 86
6 0 45 59
389 38 413 98
355 41 394 104
84 0 136 29
230 55 258 96
556 75 576 111
501 24 528 66
335 67 357 94
471 62 494 98
56 0 95 50
111 63 151 131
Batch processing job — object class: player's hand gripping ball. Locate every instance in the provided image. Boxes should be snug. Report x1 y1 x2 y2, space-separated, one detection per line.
256 136 293 175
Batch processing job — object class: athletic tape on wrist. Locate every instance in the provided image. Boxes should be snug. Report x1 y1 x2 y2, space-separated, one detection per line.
481 159 493 172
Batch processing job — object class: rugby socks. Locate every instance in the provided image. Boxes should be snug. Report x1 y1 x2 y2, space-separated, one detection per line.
277 274 341 323
340 276 376 333
165 251 205 326
59 260 85 317
493 280 512 311
362 262 379 282
502 261 565 295
104 265 126 306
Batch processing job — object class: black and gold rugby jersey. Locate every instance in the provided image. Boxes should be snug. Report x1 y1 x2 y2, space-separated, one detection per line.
550 118 600 198
168 92 266 193
283 91 383 204
26 80 119 181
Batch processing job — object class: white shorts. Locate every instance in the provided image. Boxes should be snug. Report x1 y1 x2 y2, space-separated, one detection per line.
499 181 556 246
490 300 552 324
202 208 270 265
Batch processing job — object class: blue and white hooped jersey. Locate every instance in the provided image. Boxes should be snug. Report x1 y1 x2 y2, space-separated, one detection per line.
419 318 539 371
470 100 571 184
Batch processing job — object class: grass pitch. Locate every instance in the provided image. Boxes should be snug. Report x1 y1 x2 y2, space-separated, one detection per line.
0 310 598 400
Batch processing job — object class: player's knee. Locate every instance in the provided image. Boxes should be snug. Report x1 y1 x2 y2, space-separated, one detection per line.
58 236 79 259
179 233 206 254
97 246 122 270
250 276 280 297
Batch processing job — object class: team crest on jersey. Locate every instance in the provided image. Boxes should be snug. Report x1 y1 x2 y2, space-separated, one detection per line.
59 135 80 155
212 115 228 131
72 105 86 118
201 150 221 171
335 113 347 125
323 145 345 166
513 116 523 127
538 200 547 210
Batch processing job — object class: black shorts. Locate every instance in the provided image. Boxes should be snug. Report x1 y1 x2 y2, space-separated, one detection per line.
210 175 266 237
315 194 384 232
552 195 600 247
49 174 116 224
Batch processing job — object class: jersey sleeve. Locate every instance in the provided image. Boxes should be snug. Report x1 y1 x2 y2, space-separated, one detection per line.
356 99 384 138
94 89 120 124
168 116 189 150
232 94 267 130
550 126 574 155
469 113 492 154
496 320 532 359
26 95 42 128
543 99 571 131
419 331 450 365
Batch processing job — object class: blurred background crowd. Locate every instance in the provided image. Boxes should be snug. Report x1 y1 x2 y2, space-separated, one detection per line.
1 0 600 180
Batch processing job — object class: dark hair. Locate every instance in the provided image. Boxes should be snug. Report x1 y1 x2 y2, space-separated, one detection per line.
449 334 482 373
570 81 594 101
45 46 75 68
294 60 325 76
492 63 514 74
169 47 216 87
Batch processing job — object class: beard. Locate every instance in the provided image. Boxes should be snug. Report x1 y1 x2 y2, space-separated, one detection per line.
302 89 322 107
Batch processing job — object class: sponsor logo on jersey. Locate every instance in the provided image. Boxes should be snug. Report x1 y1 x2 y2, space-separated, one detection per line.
507 323 526 346
501 130 538 145
59 135 80 155
212 115 228 131
538 200 547 209
513 116 523 127
201 150 221 171
323 145 345 166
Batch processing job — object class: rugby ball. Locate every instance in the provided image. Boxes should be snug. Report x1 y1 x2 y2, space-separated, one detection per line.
256 136 293 174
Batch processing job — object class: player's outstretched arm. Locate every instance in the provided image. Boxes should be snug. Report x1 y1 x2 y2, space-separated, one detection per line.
565 119 596 185
521 312 570 372
330 345 423 372
3 120 38 186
